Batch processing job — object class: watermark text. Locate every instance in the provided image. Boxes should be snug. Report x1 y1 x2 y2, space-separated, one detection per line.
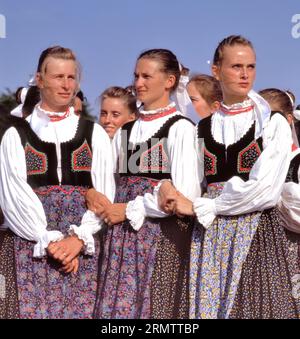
291 14 300 39
0 14 6 39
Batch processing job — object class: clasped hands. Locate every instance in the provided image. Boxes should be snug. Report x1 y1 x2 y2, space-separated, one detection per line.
47 234 84 274
85 188 126 226
158 181 195 217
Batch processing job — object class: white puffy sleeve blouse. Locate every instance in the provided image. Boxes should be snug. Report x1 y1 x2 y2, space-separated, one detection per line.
277 148 300 234
112 103 201 231
0 106 115 257
193 99 292 229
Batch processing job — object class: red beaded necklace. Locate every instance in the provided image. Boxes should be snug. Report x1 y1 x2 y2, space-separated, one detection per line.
48 108 70 122
220 103 254 115
139 106 177 121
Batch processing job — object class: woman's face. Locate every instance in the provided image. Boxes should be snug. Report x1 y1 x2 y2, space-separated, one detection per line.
99 97 135 138
134 58 175 110
187 81 218 118
36 57 78 112
212 45 256 105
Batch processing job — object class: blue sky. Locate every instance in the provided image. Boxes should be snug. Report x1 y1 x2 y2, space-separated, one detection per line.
0 0 299 117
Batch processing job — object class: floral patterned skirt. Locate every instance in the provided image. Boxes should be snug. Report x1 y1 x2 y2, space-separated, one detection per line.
190 182 300 319
1 185 100 319
93 176 193 319
230 211 300 319
0 229 19 318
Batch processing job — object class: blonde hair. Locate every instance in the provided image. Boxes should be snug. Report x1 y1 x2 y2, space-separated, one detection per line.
213 35 255 66
259 88 294 118
37 45 81 82
189 74 222 105
101 86 137 115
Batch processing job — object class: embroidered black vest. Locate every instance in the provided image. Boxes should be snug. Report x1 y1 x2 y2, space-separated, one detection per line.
0 115 27 144
119 115 194 180
198 115 264 184
286 153 300 184
15 117 94 189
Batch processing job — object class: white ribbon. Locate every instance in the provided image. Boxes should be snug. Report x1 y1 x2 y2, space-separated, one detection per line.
248 89 271 139
173 75 199 123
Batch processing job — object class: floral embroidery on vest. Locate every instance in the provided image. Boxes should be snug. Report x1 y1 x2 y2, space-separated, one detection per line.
139 140 169 173
72 139 92 172
204 147 217 176
238 141 262 174
25 142 48 175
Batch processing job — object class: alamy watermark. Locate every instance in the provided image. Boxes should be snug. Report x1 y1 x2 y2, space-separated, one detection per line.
291 14 300 39
0 14 6 38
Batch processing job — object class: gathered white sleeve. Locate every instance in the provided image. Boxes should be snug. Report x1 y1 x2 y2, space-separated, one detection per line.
69 123 115 255
277 150 300 233
278 182 300 234
194 113 292 228
127 119 202 231
112 128 122 174
0 127 64 258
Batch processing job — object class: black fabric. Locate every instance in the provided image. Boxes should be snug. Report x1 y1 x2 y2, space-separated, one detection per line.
15 120 59 188
0 115 27 144
286 153 300 184
198 115 263 184
14 117 94 189
119 115 194 180
61 117 94 187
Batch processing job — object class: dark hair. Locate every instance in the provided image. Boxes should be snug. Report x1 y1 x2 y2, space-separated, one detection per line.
213 35 255 66
258 88 294 118
101 86 137 115
76 90 85 102
36 45 81 81
15 87 24 104
286 90 296 108
137 48 181 91
22 86 40 118
189 74 223 105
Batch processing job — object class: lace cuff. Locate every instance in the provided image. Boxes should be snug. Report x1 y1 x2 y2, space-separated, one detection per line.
193 197 217 229
33 230 64 258
126 196 146 231
68 225 95 255
153 179 172 196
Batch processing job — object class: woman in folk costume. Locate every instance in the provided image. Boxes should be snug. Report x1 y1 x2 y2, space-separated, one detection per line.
186 74 222 119
98 86 137 139
260 88 300 311
89 49 200 319
158 35 299 318
0 46 115 318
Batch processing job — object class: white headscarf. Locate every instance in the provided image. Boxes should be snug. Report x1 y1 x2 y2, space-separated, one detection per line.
294 108 300 121
10 87 29 118
248 89 271 139
173 74 199 123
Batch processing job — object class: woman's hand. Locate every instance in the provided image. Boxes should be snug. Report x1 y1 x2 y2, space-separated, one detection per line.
85 188 112 215
60 257 79 274
47 235 84 265
158 181 179 214
98 203 127 226
173 192 195 217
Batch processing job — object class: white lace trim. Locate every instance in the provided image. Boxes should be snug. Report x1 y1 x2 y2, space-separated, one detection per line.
33 230 64 258
193 197 217 229
139 102 176 115
68 225 95 256
221 98 253 111
126 196 146 231
37 104 74 117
